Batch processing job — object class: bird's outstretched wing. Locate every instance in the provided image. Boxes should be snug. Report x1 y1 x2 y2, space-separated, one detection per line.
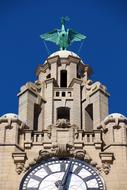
68 29 86 44
40 29 59 44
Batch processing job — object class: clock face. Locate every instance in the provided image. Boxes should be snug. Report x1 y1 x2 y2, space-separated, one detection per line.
20 158 105 190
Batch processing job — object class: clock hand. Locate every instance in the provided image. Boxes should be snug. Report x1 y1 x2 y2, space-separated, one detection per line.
64 163 73 190
55 161 73 190
61 161 72 187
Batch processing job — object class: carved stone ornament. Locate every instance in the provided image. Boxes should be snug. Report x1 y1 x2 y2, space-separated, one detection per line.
51 143 70 157
99 152 114 175
98 113 127 132
102 162 111 175
0 115 28 131
85 80 107 95
16 163 25 175
24 144 100 174
55 119 71 128
12 152 27 175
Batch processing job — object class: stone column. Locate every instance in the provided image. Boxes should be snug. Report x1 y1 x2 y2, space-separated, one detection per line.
18 88 37 129
70 78 82 128
44 78 54 128
91 91 109 129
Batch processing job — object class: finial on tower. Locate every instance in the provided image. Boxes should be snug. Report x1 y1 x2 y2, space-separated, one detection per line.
40 17 86 50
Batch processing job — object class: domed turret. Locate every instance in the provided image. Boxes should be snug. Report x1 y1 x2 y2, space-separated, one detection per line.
1 113 18 119
48 50 80 59
104 113 127 122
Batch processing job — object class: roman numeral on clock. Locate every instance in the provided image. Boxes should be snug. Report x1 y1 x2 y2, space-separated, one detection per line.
43 165 52 174
31 175 42 182
73 166 82 174
83 175 95 182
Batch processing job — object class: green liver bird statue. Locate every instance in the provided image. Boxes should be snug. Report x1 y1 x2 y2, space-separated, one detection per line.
40 17 86 50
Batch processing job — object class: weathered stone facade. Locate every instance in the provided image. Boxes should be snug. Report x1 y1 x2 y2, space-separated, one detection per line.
0 50 127 189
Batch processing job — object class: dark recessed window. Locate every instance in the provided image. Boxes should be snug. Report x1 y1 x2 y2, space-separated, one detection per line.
57 107 70 120
33 104 41 131
85 104 93 131
62 92 65 97
56 92 59 97
60 70 67 87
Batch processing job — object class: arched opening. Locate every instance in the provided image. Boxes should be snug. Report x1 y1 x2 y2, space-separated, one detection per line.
60 70 67 87
57 107 70 120
33 104 41 131
85 104 93 131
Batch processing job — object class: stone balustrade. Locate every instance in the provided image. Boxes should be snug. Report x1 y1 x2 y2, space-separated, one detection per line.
22 129 102 147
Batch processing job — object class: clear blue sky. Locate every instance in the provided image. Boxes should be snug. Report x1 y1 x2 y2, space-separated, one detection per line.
0 0 127 116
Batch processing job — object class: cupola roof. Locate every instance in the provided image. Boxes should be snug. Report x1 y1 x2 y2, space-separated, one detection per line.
48 50 80 59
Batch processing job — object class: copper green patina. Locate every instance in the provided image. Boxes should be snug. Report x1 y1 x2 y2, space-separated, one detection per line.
40 17 86 50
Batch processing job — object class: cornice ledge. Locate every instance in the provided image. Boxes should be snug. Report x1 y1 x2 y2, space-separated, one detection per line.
69 78 82 87
17 85 38 97
45 78 58 87
90 88 110 97
47 55 60 64
99 152 114 163
68 55 81 63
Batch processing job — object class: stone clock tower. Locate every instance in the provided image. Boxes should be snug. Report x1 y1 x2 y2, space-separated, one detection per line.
0 20 127 190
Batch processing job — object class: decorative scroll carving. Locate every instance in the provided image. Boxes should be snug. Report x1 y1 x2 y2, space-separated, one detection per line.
21 81 41 94
98 114 127 132
85 80 107 94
